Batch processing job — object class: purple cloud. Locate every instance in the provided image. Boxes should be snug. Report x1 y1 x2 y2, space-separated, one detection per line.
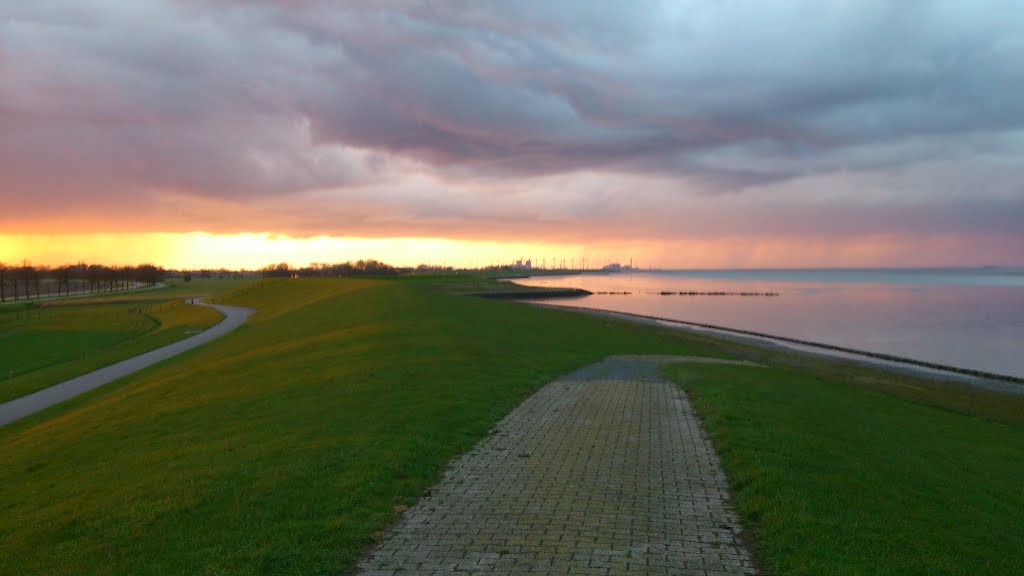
1 0 1022 255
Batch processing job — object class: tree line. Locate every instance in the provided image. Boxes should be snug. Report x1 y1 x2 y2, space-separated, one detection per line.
260 260 400 278
0 258 480 302
0 262 164 302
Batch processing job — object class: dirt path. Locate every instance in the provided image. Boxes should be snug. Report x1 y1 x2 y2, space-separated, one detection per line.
0 300 254 427
358 355 760 575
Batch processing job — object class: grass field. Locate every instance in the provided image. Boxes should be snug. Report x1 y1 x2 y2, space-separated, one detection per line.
0 277 249 308
158 277 255 298
1 277 1021 575
0 278 733 575
667 361 1024 576
0 297 224 404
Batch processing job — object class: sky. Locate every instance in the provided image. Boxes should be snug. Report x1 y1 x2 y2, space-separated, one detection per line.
2 1 1023 269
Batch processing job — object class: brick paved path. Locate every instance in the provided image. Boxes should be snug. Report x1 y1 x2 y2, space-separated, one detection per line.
358 355 759 576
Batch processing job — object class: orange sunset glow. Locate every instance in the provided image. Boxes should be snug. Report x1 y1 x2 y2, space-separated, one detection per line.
3 4 1024 575
3 2 1023 270
3 231 1017 271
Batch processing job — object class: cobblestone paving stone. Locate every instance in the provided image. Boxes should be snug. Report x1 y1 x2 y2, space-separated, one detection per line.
358 355 760 576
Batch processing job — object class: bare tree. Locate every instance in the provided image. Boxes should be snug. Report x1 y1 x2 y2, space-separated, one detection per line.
135 264 163 285
260 263 292 278
0 263 7 302
18 261 34 300
33 265 47 298
55 266 71 296
87 264 102 293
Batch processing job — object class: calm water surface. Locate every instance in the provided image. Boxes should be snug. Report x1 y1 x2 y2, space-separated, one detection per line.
515 268 1024 379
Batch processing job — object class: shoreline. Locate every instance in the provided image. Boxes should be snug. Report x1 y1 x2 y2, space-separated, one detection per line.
527 301 1024 395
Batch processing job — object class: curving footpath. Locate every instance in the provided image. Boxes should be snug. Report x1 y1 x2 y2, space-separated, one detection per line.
0 300 254 427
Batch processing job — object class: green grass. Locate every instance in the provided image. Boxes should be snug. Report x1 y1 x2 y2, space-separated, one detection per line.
0 278 732 576
159 277 254 298
391 269 584 295
0 299 223 403
0 303 156 377
2 277 1022 575
666 361 1024 576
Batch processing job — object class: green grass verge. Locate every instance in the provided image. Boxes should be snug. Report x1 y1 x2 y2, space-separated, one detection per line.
0 278 732 575
0 299 223 403
158 277 255 298
3 277 1021 575
666 361 1024 576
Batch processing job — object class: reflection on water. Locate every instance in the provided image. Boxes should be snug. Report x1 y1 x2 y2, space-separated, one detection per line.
514 269 1024 379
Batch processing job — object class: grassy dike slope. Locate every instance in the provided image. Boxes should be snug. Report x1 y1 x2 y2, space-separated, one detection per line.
667 362 1024 576
0 278 732 575
0 299 223 403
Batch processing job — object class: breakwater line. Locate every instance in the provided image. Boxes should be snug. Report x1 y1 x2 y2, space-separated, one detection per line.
592 290 781 296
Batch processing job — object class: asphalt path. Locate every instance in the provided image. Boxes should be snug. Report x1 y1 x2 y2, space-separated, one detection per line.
0 300 254 427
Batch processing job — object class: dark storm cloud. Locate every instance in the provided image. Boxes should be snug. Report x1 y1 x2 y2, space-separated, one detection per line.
1 0 1023 244
276 0 1024 180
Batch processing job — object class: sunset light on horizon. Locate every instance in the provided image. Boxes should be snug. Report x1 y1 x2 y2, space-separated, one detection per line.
3 5 1024 574
2 2 1023 269
2 231 1018 272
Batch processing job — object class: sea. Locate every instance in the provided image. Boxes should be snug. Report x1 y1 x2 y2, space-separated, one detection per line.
513 268 1024 380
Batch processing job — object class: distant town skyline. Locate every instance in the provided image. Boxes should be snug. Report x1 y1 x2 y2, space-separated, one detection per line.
3 2 1022 268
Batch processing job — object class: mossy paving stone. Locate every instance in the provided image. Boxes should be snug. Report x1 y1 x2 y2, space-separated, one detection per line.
358 355 760 575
